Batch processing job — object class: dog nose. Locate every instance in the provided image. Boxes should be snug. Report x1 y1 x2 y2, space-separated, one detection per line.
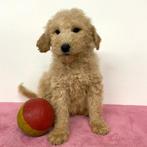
61 43 70 53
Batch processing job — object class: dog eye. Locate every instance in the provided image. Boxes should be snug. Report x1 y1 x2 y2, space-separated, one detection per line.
54 29 60 35
72 27 81 33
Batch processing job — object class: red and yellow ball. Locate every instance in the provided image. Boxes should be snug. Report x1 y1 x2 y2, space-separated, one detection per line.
17 98 55 136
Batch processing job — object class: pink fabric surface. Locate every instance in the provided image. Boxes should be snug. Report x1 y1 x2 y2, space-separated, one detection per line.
0 103 147 147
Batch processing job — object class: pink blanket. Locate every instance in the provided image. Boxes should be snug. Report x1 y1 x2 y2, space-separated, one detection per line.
0 103 147 147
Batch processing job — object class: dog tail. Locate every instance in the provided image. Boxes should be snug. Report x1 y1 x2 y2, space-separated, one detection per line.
18 84 38 99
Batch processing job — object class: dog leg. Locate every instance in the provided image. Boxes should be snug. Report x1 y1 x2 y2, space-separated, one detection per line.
87 83 109 135
48 89 69 145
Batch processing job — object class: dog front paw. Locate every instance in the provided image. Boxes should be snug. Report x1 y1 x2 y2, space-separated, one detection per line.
90 120 110 135
48 128 69 145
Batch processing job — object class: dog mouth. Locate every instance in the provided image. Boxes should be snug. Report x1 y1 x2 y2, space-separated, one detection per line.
64 53 70 56
61 52 71 56
59 51 82 64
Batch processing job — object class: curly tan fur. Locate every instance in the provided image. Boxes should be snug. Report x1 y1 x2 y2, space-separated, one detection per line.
19 8 109 145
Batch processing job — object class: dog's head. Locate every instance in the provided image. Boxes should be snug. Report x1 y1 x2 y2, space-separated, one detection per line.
37 9 101 63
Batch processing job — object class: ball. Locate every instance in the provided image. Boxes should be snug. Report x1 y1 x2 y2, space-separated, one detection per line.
17 98 55 136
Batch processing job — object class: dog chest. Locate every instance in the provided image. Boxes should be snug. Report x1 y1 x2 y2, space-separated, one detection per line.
65 72 89 114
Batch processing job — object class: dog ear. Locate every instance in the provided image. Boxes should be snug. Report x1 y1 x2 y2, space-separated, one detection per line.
92 25 101 50
36 33 50 52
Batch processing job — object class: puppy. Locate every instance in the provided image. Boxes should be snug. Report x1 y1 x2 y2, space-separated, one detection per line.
19 8 109 145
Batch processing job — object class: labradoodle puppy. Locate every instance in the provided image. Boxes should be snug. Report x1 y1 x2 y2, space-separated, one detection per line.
19 8 109 145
